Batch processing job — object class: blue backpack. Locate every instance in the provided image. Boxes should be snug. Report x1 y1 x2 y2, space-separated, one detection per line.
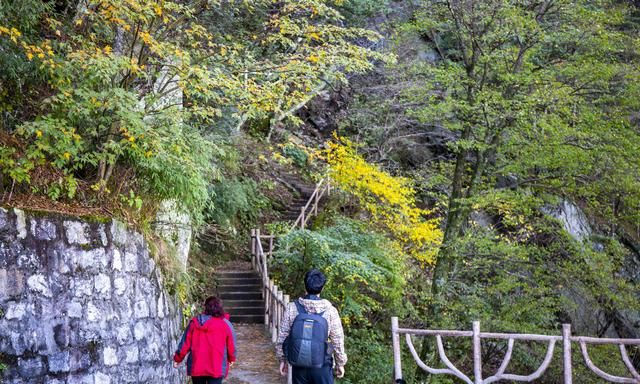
283 301 330 368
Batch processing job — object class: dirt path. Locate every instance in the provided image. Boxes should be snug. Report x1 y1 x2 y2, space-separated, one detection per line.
226 323 287 384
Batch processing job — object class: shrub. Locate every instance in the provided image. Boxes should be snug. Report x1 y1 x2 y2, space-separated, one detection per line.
282 143 309 168
271 217 406 327
324 136 442 263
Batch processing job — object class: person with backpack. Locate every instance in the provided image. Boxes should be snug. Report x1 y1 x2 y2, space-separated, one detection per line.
276 269 347 383
173 296 237 384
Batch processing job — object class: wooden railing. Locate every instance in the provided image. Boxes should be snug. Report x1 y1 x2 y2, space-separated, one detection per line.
249 177 330 383
391 317 640 384
292 178 331 230
250 229 288 342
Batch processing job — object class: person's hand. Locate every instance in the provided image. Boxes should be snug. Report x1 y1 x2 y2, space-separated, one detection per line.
279 361 288 376
335 365 345 378
173 361 179 369
229 361 235 370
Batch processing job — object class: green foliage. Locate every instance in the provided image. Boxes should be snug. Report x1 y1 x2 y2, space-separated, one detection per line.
281 143 308 168
339 329 395 384
271 217 412 382
0 0 389 224
403 0 640 233
329 0 640 380
271 217 406 327
410 192 638 380
0 0 53 123
205 178 270 231
337 0 390 25
264 220 291 236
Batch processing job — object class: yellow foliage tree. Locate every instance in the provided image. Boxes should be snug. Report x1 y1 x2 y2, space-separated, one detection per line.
325 136 442 263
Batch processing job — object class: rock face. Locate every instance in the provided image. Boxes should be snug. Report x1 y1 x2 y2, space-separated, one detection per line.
154 200 192 272
543 199 592 242
0 208 185 383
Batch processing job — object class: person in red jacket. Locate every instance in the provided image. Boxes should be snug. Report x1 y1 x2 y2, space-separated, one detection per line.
173 296 237 384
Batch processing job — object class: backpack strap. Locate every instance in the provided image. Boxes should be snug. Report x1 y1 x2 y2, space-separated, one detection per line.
294 300 306 314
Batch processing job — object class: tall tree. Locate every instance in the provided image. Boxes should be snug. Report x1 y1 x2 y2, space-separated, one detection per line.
406 0 640 321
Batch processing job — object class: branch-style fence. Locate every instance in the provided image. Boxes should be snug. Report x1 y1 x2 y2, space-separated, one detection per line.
249 178 330 384
391 317 640 383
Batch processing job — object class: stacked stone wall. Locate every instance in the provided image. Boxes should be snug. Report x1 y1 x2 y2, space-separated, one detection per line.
0 208 184 383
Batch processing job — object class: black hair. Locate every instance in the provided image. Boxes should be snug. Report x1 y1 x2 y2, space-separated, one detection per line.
304 269 327 295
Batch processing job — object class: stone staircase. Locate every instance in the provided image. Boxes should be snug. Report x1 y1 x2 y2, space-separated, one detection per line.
277 174 317 221
218 174 320 324
217 270 264 324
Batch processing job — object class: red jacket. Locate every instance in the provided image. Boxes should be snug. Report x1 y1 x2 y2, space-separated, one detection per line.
174 314 237 378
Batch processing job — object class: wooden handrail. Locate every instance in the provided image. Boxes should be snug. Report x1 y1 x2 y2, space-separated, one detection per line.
248 177 332 384
247 178 331 384
250 230 292 383
292 178 330 230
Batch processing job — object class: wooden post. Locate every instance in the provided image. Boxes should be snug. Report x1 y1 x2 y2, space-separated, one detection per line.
473 321 482 384
277 295 283 341
269 236 274 258
272 285 279 342
313 190 319 215
266 280 273 328
251 229 256 271
301 207 306 229
263 255 268 282
391 317 403 381
563 324 573 384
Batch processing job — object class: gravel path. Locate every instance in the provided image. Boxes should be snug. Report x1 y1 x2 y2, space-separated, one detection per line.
225 323 287 384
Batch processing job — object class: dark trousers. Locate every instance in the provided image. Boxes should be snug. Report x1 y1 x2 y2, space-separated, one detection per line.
292 365 334 384
192 377 223 384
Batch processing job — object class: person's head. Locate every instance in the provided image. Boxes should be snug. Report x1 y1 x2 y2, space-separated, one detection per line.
304 269 327 295
204 296 224 317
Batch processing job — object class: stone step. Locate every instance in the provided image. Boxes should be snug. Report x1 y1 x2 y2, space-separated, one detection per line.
225 306 264 316
219 291 263 301
217 271 259 279
223 299 264 308
217 284 262 293
230 314 264 324
217 277 262 286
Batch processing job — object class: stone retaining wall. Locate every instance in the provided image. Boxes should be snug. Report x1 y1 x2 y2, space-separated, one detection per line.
0 208 185 383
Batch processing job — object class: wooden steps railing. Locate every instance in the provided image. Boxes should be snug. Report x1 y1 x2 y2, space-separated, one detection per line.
249 177 331 383
292 178 331 230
